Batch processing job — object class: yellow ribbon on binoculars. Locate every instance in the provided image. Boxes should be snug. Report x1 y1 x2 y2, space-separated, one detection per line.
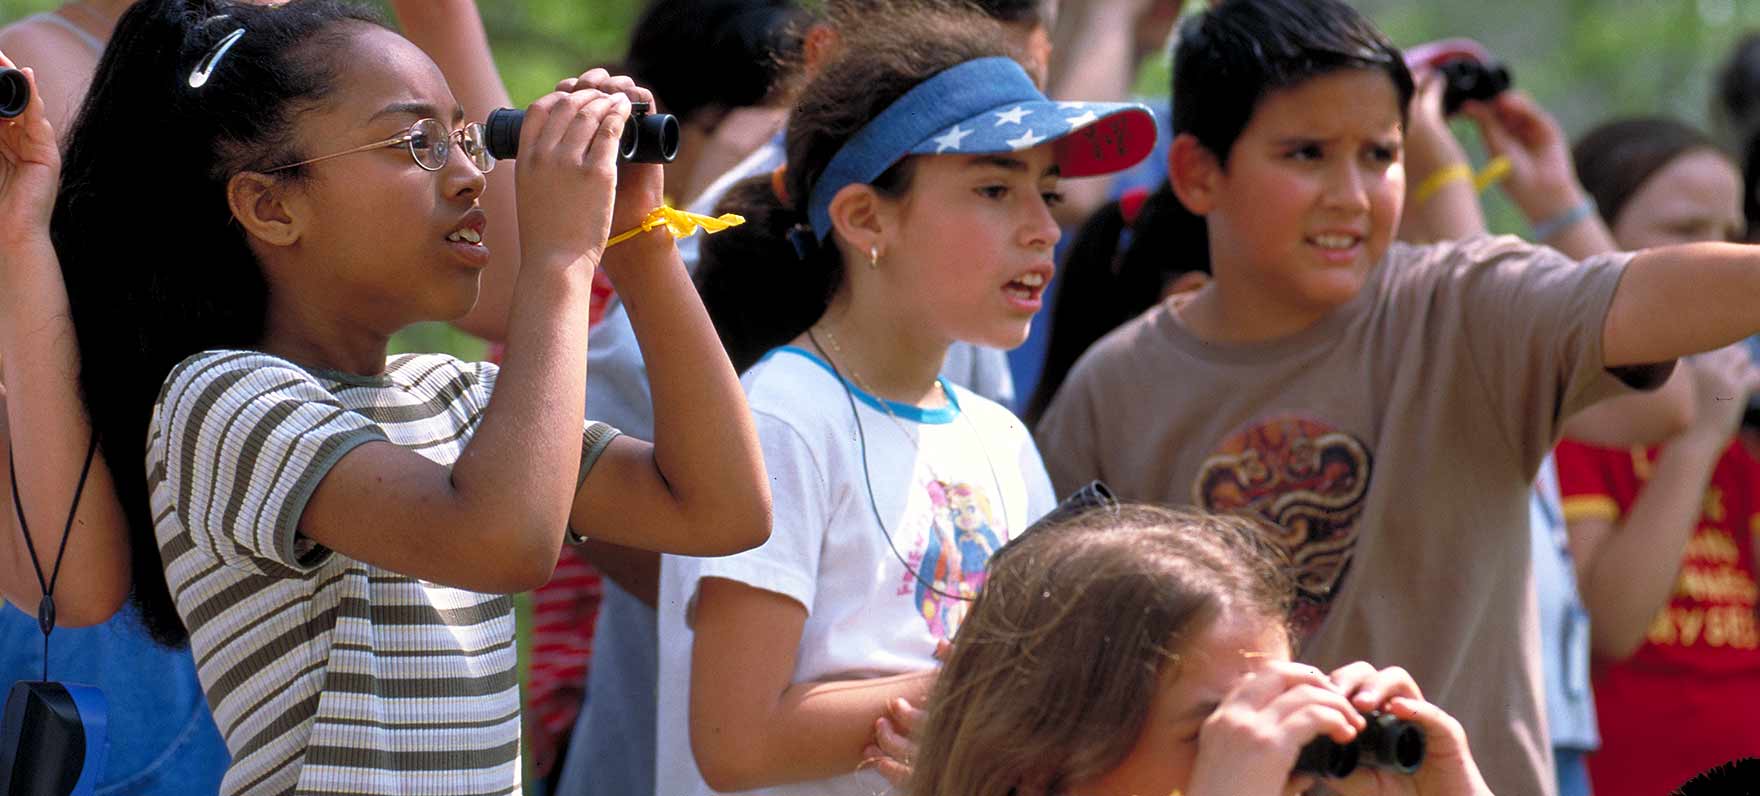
607 205 746 248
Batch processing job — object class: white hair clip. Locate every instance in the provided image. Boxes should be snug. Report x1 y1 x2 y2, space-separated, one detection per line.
188 25 246 89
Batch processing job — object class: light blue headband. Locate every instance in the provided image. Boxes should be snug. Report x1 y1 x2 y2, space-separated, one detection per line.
806 57 1043 241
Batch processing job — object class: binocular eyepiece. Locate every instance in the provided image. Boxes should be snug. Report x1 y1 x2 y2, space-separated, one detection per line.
1438 58 1513 116
484 100 679 164
1293 711 1425 779
0 67 30 119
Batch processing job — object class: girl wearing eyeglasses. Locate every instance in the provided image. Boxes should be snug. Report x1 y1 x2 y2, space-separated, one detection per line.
0 0 770 792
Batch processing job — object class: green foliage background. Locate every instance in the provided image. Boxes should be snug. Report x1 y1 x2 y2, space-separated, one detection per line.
9 0 1760 313
10 0 1760 272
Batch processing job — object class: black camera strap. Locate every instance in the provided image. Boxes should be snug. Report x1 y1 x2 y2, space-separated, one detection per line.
8 433 101 683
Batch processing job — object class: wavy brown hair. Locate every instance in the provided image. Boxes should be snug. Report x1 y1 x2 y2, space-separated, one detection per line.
907 504 1294 796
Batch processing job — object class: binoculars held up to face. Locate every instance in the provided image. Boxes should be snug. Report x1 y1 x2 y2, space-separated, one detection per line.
0 67 30 119
1437 58 1513 116
484 100 680 164
1293 710 1425 779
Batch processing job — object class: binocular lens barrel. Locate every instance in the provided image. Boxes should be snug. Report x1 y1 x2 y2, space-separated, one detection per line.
0 68 30 119
484 101 679 164
1439 59 1513 116
1293 711 1424 779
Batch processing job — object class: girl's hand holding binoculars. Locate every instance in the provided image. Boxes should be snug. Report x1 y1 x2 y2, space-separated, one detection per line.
513 86 633 275
1186 661 1363 796
1323 662 1492 796
0 51 56 252
554 69 666 261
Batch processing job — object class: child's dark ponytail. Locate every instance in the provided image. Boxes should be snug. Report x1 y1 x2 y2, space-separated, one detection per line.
52 0 380 647
1025 183 1208 426
694 4 1017 370
696 174 848 373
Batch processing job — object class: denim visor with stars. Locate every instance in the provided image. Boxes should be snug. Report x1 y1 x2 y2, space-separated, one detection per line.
806 56 1159 240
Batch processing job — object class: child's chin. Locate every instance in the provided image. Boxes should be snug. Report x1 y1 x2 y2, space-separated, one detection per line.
1302 271 1371 309
431 285 483 323
970 323 1034 352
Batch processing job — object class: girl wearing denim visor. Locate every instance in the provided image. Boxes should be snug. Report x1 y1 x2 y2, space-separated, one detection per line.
657 9 1157 795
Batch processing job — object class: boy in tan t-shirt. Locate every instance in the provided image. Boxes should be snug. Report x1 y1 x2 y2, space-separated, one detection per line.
1036 2 1760 795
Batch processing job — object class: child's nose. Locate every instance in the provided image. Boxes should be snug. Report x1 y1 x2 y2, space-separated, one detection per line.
445 148 487 200
1021 198 1062 250
1321 162 1373 212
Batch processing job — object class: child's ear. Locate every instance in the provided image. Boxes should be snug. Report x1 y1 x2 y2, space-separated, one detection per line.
801 23 839 73
827 183 893 261
1169 133 1222 216
226 171 305 248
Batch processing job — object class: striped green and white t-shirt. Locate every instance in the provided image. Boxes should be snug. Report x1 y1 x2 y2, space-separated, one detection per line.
147 350 616 796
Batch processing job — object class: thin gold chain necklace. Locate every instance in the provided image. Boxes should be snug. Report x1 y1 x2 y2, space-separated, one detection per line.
816 323 948 474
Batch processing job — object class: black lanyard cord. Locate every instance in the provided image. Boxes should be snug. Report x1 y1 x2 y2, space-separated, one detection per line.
9 432 101 683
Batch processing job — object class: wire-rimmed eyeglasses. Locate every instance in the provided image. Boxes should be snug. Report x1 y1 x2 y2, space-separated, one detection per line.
263 118 495 174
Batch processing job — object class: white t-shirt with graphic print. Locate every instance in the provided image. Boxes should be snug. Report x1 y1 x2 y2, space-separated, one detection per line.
656 346 1055 796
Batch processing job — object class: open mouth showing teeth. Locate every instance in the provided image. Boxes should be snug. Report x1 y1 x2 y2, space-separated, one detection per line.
1004 272 1046 300
1309 234 1359 250
447 228 483 245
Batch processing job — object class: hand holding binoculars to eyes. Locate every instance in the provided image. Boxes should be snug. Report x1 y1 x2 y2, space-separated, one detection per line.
557 70 668 254
1184 661 1365 796
511 84 633 274
1182 661 1489 796
1462 90 1584 226
0 50 57 254
1312 662 1492 796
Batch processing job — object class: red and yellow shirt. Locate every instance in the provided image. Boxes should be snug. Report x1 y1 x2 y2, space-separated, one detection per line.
1555 437 1760 796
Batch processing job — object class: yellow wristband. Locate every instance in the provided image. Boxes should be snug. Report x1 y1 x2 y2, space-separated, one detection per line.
606 205 747 249
1412 163 1472 205
1474 156 1512 192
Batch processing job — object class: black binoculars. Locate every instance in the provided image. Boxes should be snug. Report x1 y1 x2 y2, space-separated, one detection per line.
0 67 29 119
1293 710 1425 779
1438 58 1513 116
484 100 679 164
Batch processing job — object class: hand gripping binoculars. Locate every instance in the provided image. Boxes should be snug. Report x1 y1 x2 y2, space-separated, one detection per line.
485 100 680 164
1293 710 1425 779
1437 58 1513 116
1404 39 1514 117
0 67 30 118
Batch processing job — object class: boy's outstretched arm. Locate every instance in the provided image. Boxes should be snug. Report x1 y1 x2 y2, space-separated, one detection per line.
1465 91 1694 445
1603 243 1760 368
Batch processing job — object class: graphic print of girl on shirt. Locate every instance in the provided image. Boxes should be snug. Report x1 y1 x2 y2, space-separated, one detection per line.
918 480 1003 638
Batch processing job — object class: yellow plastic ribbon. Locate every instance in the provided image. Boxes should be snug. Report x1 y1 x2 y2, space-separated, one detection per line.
1473 155 1512 192
1412 163 1472 205
1412 155 1512 207
606 205 746 249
